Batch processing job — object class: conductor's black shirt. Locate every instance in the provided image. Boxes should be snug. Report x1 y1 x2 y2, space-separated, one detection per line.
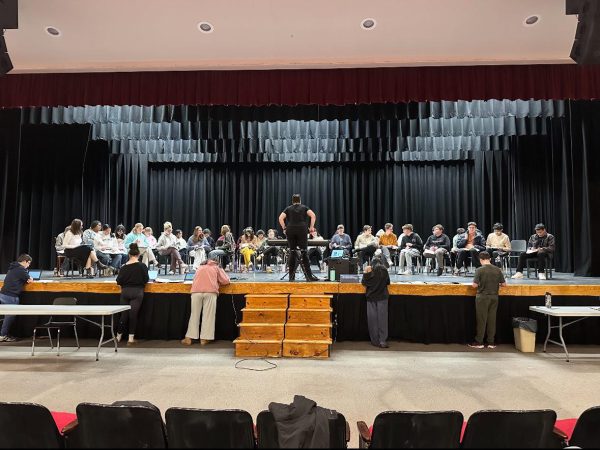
283 204 309 227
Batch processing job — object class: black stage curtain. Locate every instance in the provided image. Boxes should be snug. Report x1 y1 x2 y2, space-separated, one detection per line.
12 293 600 346
2 101 600 275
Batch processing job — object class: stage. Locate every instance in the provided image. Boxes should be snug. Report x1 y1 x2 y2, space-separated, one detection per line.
1 270 600 347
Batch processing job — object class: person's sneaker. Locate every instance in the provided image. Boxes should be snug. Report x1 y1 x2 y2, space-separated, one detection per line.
379 342 389 348
437 268 444 276
266 267 273 273
0 335 17 342
200 339 211 345
538 273 547 280
453 268 460 276
511 272 524 279
402 269 412 275
487 344 497 349
181 337 192 346
468 341 484 349
168 270 175 275
116 333 122 343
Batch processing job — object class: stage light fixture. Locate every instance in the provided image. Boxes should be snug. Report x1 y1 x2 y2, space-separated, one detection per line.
361 18 376 30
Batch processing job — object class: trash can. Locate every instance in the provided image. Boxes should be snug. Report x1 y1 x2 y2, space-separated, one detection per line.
512 317 537 353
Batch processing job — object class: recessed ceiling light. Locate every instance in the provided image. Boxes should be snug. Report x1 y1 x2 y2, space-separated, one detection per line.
361 18 376 30
523 15 540 26
45 26 61 36
197 22 214 33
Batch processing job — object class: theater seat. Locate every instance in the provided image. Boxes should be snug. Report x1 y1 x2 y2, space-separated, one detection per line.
357 410 463 448
74 402 167 448
256 410 349 448
461 409 557 448
563 406 600 448
0 402 64 448
165 407 255 448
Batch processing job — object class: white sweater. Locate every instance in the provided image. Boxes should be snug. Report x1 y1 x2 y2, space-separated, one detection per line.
157 232 178 250
63 231 83 249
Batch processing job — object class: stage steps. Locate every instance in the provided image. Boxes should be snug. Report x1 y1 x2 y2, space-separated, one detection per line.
234 295 288 358
234 294 333 359
283 295 333 358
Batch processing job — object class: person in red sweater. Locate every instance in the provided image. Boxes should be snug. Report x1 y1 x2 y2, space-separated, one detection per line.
181 253 230 346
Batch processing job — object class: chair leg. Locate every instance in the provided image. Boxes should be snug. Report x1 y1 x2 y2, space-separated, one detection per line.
74 322 80 349
47 329 54 349
57 329 61 357
31 329 37 356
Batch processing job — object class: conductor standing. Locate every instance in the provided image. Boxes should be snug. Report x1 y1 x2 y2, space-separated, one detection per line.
279 194 319 282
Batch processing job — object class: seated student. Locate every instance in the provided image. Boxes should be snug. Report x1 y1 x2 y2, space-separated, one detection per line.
187 226 211 270
55 226 71 276
512 223 555 280
378 223 398 267
450 227 466 269
329 224 353 257
174 229 188 261
114 224 129 266
0 254 33 342
143 227 158 249
423 224 452 276
307 228 326 269
455 222 486 274
257 229 281 273
93 224 122 274
209 225 236 270
124 223 158 267
63 219 108 278
486 223 511 267
83 220 111 268
397 224 423 275
203 228 215 251
238 227 259 272
157 221 188 274
354 225 379 266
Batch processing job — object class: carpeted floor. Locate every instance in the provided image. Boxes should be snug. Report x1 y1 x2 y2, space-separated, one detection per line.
1 340 597 447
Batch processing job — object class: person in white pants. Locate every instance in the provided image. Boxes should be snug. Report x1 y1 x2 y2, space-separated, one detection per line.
181 253 230 346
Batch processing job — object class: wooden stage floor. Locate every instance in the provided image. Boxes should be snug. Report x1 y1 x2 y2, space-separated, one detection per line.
2 270 600 297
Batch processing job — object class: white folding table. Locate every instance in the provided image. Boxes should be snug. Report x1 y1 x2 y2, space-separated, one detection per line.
0 304 130 361
529 306 600 362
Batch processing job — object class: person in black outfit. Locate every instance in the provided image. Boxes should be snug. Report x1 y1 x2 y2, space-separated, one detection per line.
0 254 33 342
115 243 149 345
278 194 319 281
361 256 391 348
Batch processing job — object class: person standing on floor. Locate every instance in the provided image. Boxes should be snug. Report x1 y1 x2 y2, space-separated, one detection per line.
361 256 391 348
181 253 230 346
115 243 149 345
469 251 506 349
0 254 33 342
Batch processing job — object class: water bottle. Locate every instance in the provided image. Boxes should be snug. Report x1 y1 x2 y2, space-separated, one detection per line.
545 291 552 308
329 268 336 282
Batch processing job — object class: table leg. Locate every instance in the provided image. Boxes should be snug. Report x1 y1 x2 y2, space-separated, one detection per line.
96 315 105 362
543 314 551 352
111 314 118 353
558 317 570 362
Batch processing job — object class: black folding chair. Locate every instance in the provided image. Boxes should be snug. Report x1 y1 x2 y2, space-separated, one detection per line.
256 410 349 448
166 407 255 448
32 297 80 357
461 409 557 448
357 410 463 448
0 402 64 448
74 402 167 448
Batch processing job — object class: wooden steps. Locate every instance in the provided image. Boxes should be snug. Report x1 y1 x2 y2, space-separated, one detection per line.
234 293 333 359
234 295 288 358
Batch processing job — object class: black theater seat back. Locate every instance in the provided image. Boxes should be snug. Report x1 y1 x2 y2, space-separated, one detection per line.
570 406 600 448
461 409 557 449
75 402 167 448
371 410 463 448
0 402 63 448
165 407 255 448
